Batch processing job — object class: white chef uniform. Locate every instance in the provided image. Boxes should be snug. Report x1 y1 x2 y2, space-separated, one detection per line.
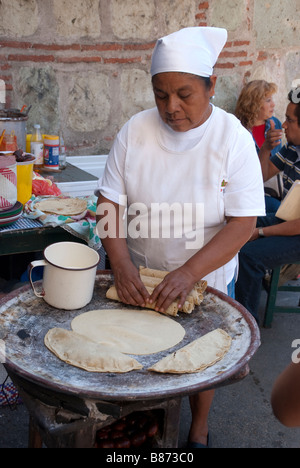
98 105 265 293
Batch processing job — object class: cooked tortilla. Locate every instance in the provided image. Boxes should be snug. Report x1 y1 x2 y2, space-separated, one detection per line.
106 267 207 316
148 328 232 374
44 327 142 373
71 308 186 355
35 197 87 215
106 285 193 316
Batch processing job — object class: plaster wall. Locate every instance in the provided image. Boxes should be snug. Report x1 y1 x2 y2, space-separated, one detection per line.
0 0 299 155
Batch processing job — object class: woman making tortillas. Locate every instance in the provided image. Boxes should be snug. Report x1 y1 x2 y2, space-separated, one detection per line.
96 27 265 448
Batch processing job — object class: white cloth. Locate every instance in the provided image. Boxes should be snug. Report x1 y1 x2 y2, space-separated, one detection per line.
150 27 227 77
98 105 265 293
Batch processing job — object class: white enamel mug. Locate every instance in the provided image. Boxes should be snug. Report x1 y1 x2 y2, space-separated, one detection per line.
29 242 100 310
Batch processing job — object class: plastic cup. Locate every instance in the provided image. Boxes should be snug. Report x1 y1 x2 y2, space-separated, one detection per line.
0 157 17 211
17 157 35 204
26 134 32 153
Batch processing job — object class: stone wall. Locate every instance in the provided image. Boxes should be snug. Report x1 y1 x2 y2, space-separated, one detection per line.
0 0 299 155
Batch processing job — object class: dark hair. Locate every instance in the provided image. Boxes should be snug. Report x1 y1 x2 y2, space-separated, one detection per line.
197 76 213 90
288 88 300 125
183 73 214 90
152 73 213 91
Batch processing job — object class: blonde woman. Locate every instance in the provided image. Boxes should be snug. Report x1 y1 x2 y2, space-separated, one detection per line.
235 80 282 154
235 80 283 209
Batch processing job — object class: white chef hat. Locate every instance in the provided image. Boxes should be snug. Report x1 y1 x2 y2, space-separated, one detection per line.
150 27 227 78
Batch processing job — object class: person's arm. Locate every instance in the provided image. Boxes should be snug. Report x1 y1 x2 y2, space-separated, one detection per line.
96 194 150 306
271 362 300 427
251 218 300 240
258 119 283 182
97 192 256 312
150 216 256 313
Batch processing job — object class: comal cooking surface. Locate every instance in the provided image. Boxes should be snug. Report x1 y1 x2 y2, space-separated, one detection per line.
0 272 260 401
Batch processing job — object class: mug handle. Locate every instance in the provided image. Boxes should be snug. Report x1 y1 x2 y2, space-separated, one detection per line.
29 259 47 298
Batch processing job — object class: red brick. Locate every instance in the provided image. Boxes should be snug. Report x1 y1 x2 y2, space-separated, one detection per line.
0 64 11 71
220 50 247 58
33 43 81 51
233 40 250 47
239 61 253 66
8 54 55 62
196 12 206 20
57 56 101 63
0 75 11 82
198 2 209 9
81 43 123 52
103 57 142 64
257 51 268 61
215 62 235 69
124 42 155 51
0 41 32 49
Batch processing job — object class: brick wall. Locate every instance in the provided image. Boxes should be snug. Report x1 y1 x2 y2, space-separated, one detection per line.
0 0 299 155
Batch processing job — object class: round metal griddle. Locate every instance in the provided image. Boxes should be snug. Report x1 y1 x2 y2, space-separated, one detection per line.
0 271 260 401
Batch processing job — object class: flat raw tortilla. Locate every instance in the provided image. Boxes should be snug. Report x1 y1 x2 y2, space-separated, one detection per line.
35 197 87 215
44 328 142 373
71 308 186 355
148 328 232 374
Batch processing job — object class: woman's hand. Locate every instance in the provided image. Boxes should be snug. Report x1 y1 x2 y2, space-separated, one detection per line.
112 258 150 307
97 195 150 307
149 265 197 313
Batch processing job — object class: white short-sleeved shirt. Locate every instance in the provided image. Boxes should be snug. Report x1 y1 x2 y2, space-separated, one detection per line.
98 105 265 292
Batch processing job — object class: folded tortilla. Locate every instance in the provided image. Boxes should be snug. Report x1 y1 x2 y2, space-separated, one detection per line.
148 328 232 374
139 266 207 308
45 327 143 373
106 285 182 316
106 267 207 317
139 267 169 279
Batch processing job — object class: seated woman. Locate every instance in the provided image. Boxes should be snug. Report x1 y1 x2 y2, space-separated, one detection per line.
235 80 283 213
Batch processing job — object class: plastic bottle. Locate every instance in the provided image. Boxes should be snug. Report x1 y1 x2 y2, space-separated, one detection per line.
43 135 59 170
31 124 44 171
59 133 67 169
